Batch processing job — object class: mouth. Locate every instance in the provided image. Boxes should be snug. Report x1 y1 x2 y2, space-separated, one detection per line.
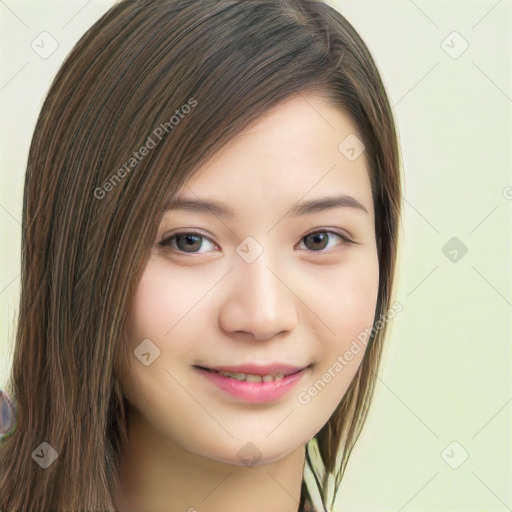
195 363 306 381
193 363 310 403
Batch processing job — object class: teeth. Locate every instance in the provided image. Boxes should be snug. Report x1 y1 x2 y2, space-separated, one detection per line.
218 370 287 382
220 371 246 380
245 374 263 382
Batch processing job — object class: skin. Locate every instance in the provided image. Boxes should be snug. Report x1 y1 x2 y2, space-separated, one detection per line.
115 92 379 512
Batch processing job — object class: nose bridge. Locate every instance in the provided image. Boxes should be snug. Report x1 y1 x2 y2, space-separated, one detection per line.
235 239 282 308
218 236 298 339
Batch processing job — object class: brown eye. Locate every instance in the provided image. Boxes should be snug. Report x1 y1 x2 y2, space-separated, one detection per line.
299 231 353 252
304 232 330 251
159 232 217 254
175 234 202 252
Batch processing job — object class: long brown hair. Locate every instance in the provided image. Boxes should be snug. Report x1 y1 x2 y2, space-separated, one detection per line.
0 1 401 510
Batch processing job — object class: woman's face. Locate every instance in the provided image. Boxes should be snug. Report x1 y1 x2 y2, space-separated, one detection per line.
119 92 379 465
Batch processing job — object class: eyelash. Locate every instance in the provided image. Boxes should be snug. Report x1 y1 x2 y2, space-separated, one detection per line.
158 229 355 255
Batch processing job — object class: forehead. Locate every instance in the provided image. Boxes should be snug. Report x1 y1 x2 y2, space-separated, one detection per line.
169 92 372 219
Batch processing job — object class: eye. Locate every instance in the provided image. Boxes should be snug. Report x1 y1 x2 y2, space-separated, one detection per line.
159 232 217 254
158 229 354 256
296 230 354 253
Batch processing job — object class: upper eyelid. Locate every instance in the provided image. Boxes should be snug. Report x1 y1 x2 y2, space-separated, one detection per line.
161 225 355 239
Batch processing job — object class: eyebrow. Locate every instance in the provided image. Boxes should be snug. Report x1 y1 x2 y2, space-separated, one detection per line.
165 194 369 219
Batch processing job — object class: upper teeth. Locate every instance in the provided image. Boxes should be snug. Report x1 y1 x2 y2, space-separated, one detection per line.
219 371 286 382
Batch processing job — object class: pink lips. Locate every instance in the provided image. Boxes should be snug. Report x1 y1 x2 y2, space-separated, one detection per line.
194 363 309 404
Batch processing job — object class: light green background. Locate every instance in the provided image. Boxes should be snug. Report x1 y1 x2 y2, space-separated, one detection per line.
1 1 510 510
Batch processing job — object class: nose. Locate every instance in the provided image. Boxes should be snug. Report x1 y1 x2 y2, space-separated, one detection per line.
217 251 298 341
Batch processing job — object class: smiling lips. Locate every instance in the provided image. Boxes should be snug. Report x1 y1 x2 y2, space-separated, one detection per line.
194 363 309 403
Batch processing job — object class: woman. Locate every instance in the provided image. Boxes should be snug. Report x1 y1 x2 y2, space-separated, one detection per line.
0 0 401 510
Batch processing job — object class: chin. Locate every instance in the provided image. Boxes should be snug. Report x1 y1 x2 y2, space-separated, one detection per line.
188 435 306 468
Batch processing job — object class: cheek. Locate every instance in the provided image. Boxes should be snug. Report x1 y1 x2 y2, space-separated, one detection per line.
341 254 380 337
126 256 214 346
119 260 202 400
311 249 380 348
294 252 379 431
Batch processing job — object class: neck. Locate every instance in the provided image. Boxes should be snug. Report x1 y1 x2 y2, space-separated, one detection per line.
115 407 306 512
